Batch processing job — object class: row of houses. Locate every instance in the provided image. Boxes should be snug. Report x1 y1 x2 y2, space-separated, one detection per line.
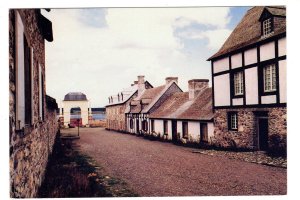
106 6 287 152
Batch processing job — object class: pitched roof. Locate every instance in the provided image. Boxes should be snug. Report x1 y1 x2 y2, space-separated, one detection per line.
149 88 213 121
208 6 286 60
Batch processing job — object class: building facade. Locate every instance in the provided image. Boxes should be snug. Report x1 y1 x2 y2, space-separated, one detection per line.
106 76 153 132
9 9 59 197
149 79 214 144
208 6 286 152
126 77 182 135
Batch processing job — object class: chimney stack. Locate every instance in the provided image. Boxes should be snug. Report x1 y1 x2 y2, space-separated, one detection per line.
137 75 145 96
188 79 209 100
165 77 178 85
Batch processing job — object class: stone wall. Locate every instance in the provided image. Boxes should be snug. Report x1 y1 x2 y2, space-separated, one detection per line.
212 107 287 152
9 9 59 198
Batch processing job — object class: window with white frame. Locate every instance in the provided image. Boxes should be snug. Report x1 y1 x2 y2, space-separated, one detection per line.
263 64 276 92
228 112 238 130
234 71 244 95
263 18 272 36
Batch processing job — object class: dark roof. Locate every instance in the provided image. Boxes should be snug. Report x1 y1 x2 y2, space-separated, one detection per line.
129 85 166 114
208 6 286 60
46 95 58 110
64 92 87 101
149 88 213 120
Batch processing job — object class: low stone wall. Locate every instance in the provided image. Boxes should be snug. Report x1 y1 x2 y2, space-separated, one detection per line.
10 108 58 198
212 107 287 153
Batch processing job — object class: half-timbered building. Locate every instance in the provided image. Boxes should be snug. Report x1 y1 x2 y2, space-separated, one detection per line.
106 76 153 132
125 77 182 135
207 6 286 152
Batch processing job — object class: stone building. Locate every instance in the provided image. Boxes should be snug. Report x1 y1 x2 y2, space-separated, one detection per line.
207 6 286 152
126 77 182 135
106 76 153 132
149 79 214 144
9 9 59 197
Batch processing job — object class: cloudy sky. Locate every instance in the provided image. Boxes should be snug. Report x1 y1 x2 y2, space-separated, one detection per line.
42 7 249 107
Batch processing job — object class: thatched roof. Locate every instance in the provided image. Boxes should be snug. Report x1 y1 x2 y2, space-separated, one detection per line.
208 6 286 60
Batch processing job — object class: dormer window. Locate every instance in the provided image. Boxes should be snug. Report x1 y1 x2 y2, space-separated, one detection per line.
262 18 273 36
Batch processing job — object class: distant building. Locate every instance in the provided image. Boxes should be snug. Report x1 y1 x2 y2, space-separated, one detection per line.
9 9 58 197
59 92 91 127
106 76 153 132
149 79 214 144
126 77 182 135
207 6 286 152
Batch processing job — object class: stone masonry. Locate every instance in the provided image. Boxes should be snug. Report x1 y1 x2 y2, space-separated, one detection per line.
212 107 287 152
9 9 58 197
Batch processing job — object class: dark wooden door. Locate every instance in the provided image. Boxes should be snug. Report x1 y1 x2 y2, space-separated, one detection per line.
172 120 177 142
136 119 139 134
258 118 268 150
200 123 208 143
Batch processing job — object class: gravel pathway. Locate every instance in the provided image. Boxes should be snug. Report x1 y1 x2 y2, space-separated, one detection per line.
66 127 286 196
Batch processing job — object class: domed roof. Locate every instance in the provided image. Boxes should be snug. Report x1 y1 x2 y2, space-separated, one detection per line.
64 92 87 101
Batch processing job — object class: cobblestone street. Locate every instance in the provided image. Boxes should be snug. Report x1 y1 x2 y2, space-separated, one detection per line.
61 127 287 196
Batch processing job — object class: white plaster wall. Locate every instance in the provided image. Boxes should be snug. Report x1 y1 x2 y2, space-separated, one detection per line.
155 120 164 135
62 100 89 126
188 121 200 141
261 95 276 104
16 11 25 128
245 67 259 105
244 48 257 65
207 122 214 143
167 120 172 140
231 53 243 69
279 60 287 103
260 41 275 62
232 98 243 105
214 74 230 106
278 37 286 57
213 57 229 73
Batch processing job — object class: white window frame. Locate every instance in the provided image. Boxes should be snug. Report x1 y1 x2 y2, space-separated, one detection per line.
230 113 238 130
234 71 244 95
263 64 277 92
263 18 272 36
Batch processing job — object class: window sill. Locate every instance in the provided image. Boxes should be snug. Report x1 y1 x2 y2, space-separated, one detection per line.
262 91 277 96
233 94 244 98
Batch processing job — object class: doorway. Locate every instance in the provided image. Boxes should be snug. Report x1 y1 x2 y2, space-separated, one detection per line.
172 120 177 142
136 119 139 134
257 117 269 150
200 123 208 143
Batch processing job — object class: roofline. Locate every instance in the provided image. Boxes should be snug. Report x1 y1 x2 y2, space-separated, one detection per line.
105 90 138 107
148 117 214 122
207 32 286 61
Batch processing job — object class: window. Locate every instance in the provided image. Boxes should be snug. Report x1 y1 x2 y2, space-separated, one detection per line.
163 120 168 135
182 122 188 138
39 64 44 121
130 118 133 129
262 18 273 36
24 35 32 126
142 120 148 131
151 119 155 132
228 112 238 130
263 64 276 92
234 71 244 96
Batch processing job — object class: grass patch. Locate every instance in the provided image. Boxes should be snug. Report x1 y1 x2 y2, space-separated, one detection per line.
38 136 138 197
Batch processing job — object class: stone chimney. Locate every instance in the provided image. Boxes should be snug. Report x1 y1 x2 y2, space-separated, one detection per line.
188 79 209 100
137 75 145 96
165 77 178 85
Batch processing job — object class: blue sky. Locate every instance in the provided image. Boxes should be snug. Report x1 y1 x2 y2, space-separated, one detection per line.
42 7 249 107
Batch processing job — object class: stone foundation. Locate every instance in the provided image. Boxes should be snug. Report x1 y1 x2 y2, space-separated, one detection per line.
212 107 287 151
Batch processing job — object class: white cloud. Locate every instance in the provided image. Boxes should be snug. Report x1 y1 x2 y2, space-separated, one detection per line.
42 7 231 107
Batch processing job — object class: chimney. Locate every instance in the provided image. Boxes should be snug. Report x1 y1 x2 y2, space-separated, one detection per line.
137 75 145 96
165 77 178 85
188 79 209 100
